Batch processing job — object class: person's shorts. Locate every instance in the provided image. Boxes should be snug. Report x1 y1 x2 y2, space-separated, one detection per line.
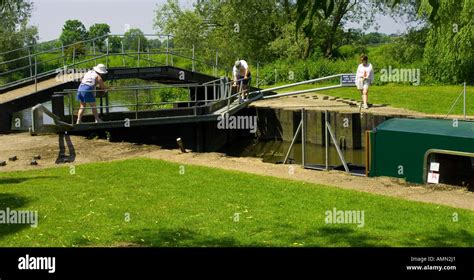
356 78 370 90
238 75 252 86
76 84 96 103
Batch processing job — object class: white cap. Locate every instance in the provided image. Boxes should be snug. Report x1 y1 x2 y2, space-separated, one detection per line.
93 64 108 74
234 60 241 68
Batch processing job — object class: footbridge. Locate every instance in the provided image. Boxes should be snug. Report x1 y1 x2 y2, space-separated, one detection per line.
0 33 356 135
0 34 275 133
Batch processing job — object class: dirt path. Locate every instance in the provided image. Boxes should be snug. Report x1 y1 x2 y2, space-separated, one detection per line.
0 132 473 211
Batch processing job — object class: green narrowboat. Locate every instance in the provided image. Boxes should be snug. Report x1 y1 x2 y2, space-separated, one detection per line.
368 118 474 186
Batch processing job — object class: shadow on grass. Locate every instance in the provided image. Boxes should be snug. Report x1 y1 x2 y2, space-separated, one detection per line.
0 178 31 185
112 225 380 247
71 223 474 247
113 228 241 247
403 226 474 247
0 193 33 239
274 225 384 247
221 223 473 247
0 176 59 186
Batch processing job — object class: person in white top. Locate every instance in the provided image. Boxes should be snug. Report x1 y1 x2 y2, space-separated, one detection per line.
356 55 374 109
76 64 109 124
232 60 251 102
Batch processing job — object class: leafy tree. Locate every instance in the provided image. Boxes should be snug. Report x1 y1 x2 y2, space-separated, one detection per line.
0 0 38 77
422 0 473 83
295 0 441 32
269 22 309 59
155 0 285 66
386 27 427 63
295 0 402 57
360 32 392 45
148 39 162 50
108 36 122 53
88 23 110 51
161 38 174 49
59 20 88 46
150 0 470 85
155 1 204 54
123 28 148 51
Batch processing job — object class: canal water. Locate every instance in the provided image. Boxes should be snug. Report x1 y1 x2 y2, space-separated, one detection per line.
224 139 366 167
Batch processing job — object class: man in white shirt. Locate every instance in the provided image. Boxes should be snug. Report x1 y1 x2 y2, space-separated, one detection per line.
232 60 251 102
356 55 374 109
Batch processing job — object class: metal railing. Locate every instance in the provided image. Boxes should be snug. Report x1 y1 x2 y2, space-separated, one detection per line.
254 73 355 99
445 82 468 120
0 33 229 91
31 104 73 134
49 76 251 125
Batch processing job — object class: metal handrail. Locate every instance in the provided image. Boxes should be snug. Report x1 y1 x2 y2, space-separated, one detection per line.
0 33 174 57
255 73 356 99
0 33 228 90
61 83 201 93
258 73 348 93
0 53 110 89
55 75 248 124
445 82 468 119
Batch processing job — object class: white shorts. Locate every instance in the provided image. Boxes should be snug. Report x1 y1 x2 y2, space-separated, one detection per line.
356 78 370 90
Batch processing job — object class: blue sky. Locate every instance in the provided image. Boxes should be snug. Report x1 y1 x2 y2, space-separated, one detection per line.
30 0 412 42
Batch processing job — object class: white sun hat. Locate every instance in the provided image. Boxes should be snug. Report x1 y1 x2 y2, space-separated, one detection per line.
93 64 108 74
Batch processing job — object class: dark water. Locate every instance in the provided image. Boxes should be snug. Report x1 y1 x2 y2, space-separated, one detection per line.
225 139 366 168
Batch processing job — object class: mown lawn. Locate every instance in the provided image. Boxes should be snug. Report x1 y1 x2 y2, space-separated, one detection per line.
270 83 474 116
0 158 472 247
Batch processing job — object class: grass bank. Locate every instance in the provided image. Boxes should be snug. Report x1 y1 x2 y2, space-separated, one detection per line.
0 158 472 247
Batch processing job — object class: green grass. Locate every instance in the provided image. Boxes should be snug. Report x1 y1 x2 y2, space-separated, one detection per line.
0 158 472 247
266 83 474 116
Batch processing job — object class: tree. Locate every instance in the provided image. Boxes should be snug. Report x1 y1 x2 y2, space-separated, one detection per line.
359 32 391 45
269 22 309 59
59 20 88 46
123 28 148 51
295 0 394 58
88 23 110 51
386 28 427 63
148 39 162 50
155 0 285 66
293 0 442 57
155 0 211 61
422 0 473 83
0 0 38 78
108 36 122 53
295 0 441 33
